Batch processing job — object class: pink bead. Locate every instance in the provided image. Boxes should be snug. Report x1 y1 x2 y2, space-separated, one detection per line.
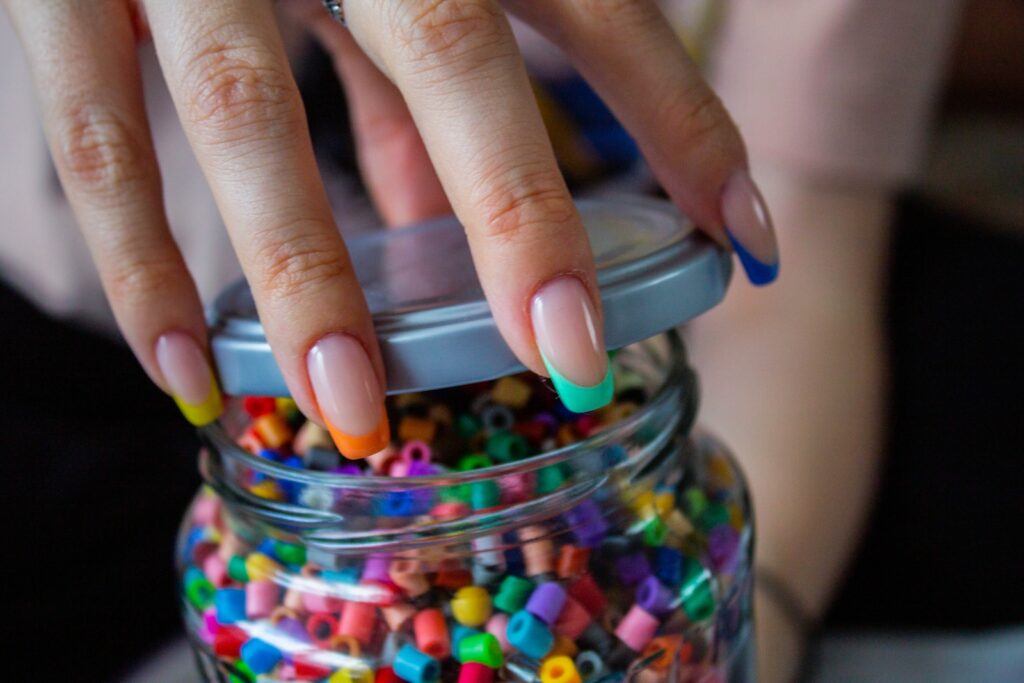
302 590 344 614
400 440 433 463
553 595 591 640
388 460 411 477
283 587 305 613
381 602 416 631
485 613 511 653
339 600 377 646
191 540 217 567
614 605 660 652
192 495 222 528
202 607 221 637
202 553 230 588
500 474 532 503
431 502 471 520
246 580 279 620
458 662 495 683
414 608 451 659
575 414 601 437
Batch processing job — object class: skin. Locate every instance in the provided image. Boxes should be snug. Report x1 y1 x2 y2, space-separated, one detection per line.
2 0 754 424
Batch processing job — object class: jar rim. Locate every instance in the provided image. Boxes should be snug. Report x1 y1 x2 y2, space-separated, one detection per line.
198 331 693 492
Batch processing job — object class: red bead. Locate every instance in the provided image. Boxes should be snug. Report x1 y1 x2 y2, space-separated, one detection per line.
458 662 495 683
307 612 339 648
376 667 401 683
212 626 247 658
293 655 333 680
244 396 278 418
567 574 607 617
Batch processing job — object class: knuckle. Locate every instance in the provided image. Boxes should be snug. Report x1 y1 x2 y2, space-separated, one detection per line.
254 225 352 302
396 0 508 75
180 28 300 143
476 170 577 243
662 84 736 152
106 257 184 309
55 104 154 195
571 0 648 27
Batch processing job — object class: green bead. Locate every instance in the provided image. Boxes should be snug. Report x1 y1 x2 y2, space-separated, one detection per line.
643 516 668 547
227 554 249 583
535 464 565 494
457 453 493 471
485 431 529 463
186 575 215 609
493 575 533 613
470 480 502 510
440 484 472 504
699 503 730 532
680 564 716 622
684 488 708 519
458 633 504 668
230 661 255 683
273 540 306 566
457 414 482 439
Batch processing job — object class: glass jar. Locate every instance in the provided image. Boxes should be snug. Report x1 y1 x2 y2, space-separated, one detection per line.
176 331 754 683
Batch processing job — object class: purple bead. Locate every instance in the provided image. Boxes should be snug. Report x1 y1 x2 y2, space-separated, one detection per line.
331 464 363 476
406 460 438 477
534 412 559 435
635 575 674 616
707 524 740 573
526 582 567 625
363 553 392 583
564 499 609 548
273 616 311 644
615 552 652 586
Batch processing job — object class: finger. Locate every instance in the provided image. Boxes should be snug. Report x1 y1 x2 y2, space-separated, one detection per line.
293 1 449 226
5 0 222 425
344 0 614 413
145 0 388 457
504 0 779 285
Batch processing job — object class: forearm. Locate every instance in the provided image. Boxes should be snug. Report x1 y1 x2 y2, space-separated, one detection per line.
687 165 893 681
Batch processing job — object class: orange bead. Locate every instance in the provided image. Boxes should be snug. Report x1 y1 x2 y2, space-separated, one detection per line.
398 416 437 444
641 635 691 672
253 413 293 449
518 525 555 577
491 376 532 408
339 600 377 646
556 545 590 579
556 424 577 447
389 557 430 597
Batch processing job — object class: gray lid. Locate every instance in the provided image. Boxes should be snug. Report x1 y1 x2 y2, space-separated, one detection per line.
209 196 731 396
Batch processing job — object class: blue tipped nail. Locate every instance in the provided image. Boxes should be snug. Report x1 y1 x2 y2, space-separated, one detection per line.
727 231 779 286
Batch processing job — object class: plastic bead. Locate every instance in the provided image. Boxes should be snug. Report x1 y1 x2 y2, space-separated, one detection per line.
390 557 431 597
635 576 674 617
641 635 692 672
240 638 283 675
203 553 230 587
679 564 716 623
706 524 740 573
549 635 579 659
518 525 555 576
244 396 277 418
377 667 401 683
457 632 504 668
382 603 417 631
340 600 378 646
507 611 554 660
253 413 293 449
331 667 375 683
213 626 247 658
567 574 607 617
614 553 651 586
185 567 215 609
493 576 534 613
294 656 333 680
540 656 582 683
308 612 340 647
451 625 479 662
536 465 566 495
393 644 441 683
470 480 502 510
573 651 606 682
563 500 609 548
526 582 567 625
399 416 437 444
457 661 494 683
451 586 493 627
245 552 281 582
556 546 590 579
245 580 279 619
485 613 511 653
553 596 591 640
485 432 529 463
414 608 451 659
491 376 532 408
215 588 247 625
613 605 659 652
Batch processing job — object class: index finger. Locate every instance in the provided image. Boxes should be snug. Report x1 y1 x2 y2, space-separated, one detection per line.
346 0 613 413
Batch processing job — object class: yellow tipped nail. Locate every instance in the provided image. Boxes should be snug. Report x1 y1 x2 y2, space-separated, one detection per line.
172 375 224 426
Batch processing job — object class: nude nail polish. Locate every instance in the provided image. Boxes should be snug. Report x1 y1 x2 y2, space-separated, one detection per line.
722 169 779 285
307 334 390 459
530 276 613 413
155 332 223 426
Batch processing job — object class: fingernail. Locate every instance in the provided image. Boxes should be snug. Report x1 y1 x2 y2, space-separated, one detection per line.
155 332 223 426
722 169 779 285
531 276 613 413
307 334 390 459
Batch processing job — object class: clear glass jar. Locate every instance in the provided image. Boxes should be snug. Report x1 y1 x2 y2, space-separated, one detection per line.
176 332 754 683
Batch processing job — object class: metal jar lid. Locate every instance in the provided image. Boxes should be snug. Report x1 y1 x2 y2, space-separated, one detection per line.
208 195 731 396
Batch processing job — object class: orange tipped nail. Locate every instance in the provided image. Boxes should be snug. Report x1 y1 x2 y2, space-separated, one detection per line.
324 406 391 460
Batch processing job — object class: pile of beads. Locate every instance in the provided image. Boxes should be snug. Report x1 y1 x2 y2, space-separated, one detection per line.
180 367 751 683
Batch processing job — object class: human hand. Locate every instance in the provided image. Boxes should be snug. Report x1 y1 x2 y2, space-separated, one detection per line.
4 0 777 457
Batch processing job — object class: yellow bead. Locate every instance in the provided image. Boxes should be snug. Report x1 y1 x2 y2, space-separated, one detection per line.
547 636 578 659
329 666 374 683
630 490 656 517
491 376 532 408
249 480 286 502
654 492 676 517
540 656 581 683
245 552 282 582
450 585 492 627
398 416 437 444
665 509 694 538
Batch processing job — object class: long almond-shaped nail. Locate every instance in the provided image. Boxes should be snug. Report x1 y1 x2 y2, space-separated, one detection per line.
722 169 779 286
155 332 223 426
307 334 390 459
531 276 613 413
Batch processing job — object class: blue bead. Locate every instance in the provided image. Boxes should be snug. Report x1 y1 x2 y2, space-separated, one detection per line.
322 567 360 584
393 644 440 683
256 538 277 558
281 455 303 469
182 526 205 561
379 491 415 517
215 588 247 624
257 448 282 461
240 637 283 674
507 610 554 660
654 547 685 586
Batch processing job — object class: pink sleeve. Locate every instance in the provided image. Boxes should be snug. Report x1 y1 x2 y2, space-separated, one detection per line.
709 0 964 186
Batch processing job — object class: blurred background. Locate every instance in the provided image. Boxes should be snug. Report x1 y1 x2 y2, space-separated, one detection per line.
0 1 1021 681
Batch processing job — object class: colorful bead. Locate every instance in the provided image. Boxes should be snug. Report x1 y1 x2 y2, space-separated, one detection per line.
245 580 279 619
185 566 215 609
490 376 532 408
245 552 281 582
253 413 293 449
519 525 556 576
331 667 375 683
526 582 567 625
614 605 659 652
457 662 494 683
635 576 673 616
451 586 493 627
485 613 511 653
540 656 582 683
507 611 554 660
340 600 378 646
393 644 441 683
573 651 606 682
493 576 534 613
553 596 592 640
457 632 504 668
414 608 451 659
240 638 283 675
485 432 529 463
307 612 340 647
567 575 607 617
215 588 247 624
